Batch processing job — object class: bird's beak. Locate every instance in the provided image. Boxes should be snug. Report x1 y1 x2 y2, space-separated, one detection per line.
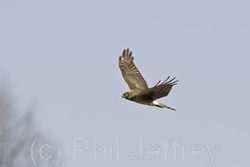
122 94 125 98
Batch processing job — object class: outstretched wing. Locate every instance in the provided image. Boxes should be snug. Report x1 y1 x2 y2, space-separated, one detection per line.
138 76 178 99
119 48 148 90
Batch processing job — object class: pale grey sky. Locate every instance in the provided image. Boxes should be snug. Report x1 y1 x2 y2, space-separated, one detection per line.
1 0 250 166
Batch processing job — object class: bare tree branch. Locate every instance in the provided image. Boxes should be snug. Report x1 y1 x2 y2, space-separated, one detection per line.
0 82 63 166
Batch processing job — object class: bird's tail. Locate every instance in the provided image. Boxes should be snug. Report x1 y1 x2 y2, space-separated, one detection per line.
153 101 176 111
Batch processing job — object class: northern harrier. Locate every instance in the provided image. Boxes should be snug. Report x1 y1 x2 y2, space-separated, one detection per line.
119 48 178 111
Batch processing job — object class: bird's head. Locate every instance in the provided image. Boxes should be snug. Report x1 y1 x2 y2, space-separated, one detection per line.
122 92 130 99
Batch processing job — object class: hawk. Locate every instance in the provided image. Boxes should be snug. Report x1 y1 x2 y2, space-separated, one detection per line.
119 48 178 111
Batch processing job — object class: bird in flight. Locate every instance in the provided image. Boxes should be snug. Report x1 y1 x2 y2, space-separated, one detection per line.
118 48 178 111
